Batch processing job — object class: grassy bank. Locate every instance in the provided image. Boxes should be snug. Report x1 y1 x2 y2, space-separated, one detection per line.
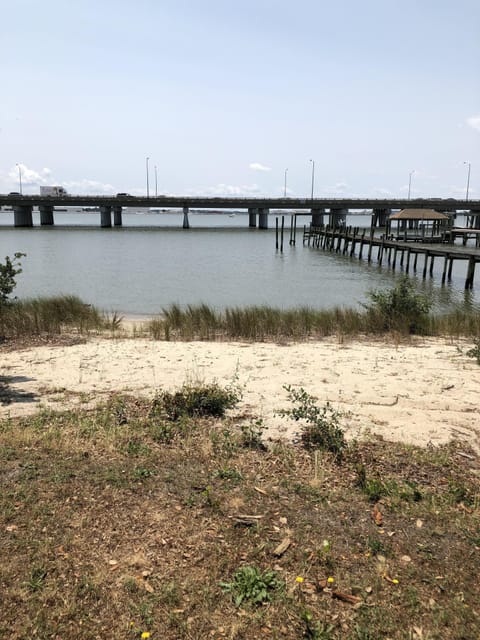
0 295 108 340
146 302 480 342
0 391 478 639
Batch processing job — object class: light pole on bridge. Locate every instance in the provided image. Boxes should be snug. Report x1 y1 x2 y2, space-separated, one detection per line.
408 169 415 200
146 156 150 198
154 165 158 198
309 159 315 199
464 161 471 202
16 163 23 195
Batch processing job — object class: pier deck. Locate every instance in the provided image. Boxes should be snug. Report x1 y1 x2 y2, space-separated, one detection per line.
304 225 480 289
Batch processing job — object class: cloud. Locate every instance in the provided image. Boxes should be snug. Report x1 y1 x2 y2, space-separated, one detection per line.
249 162 271 172
7 164 52 186
62 179 116 195
466 114 480 132
187 183 262 197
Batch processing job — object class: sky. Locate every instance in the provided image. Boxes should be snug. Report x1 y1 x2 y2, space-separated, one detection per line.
1 0 479 200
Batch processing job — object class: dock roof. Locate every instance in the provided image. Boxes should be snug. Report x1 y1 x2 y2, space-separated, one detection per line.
389 208 449 220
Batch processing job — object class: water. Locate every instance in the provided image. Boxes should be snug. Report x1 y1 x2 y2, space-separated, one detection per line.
0 209 478 315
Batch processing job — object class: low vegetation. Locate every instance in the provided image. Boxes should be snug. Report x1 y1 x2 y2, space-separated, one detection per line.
0 388 478 639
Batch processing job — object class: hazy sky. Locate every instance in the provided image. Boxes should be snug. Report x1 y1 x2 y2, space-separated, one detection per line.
1 0 479 199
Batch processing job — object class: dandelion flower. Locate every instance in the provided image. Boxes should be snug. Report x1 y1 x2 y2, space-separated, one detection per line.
295 576 304 583
141 633 151 639
392 579 399 584
327 577 335 584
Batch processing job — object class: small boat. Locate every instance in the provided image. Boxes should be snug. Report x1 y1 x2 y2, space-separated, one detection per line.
229 213 236 218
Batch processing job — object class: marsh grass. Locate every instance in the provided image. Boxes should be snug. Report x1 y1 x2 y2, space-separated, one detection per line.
147 301 480 342
1 393 478 639
0 295 105 338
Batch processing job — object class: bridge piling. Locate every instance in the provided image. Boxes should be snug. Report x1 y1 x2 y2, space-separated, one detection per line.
100 206 112 228
39 205 54 226
183 207 190 229
248 208 257 228
113 206 123 226
258 208 269 229
14 205 33 227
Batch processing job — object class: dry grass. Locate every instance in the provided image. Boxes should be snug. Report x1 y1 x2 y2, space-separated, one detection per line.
1 394 479 639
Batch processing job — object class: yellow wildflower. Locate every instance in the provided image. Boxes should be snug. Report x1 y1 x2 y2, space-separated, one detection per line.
392 579 399 584
141 633 151 639
327 577 335 584
295 576 304 583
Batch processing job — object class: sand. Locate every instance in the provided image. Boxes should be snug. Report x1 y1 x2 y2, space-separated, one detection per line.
1 335 479 451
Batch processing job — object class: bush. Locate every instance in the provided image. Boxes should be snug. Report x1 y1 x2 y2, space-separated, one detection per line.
364 277 432 334
466 337 480 365
280 385 346 458
0 253 25 305
155 382 241 421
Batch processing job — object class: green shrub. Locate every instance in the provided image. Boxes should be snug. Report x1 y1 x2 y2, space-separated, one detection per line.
156 382 241 421
0 253 25 305
279 385 346 458
364 277 432 334
466 337 480 364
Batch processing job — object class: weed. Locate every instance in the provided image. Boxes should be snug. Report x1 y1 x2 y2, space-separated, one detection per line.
132 466 155 480
220 566 284 607
301 610 335 639
213 466 243 482
280 385 346 457
366 536 385 556
26 566 48 592
239 418 267 449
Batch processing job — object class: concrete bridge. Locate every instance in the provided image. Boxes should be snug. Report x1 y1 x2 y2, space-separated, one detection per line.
1 194 480 229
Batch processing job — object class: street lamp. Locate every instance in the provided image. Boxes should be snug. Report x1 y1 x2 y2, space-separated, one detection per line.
408 169 415 200
464 161 471 202
16 163 23 194
284 168 288 197
146 156 150 197
154 165 158 198
309 159 315 199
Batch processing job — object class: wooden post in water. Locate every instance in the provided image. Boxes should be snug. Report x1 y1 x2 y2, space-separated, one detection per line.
441 255 449 284
281 216 285 252
465 257 476 289
448 257 454 280
422 251 429 278
276 217 279 250
429 255 435 276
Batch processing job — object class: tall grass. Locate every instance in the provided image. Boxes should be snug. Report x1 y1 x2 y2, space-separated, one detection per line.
0 295 105 338
148 302 480 342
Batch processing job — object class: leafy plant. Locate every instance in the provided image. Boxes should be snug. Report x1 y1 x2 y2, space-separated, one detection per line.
220 566 284 607
364 276 432 334
240 418 267 449
279 385 346 457
301 609 335 639
0 253 25 305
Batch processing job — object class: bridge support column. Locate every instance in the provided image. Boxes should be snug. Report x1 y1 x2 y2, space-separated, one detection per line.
100 205 112 228
311 208 325 227
14 205 33 227
468 209 480 229
258 208 269 229
39 205 54 226
183 206 190 229
372 208 390 227
248 207 257 228
329 208 347 228
113 206 123 226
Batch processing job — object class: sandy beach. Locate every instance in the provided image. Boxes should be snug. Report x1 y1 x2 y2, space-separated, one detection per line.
1 334 479 451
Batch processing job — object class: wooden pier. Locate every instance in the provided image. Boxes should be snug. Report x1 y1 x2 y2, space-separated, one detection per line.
303 224 480 289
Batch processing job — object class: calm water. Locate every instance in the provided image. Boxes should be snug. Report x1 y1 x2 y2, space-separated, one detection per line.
0 209 478 315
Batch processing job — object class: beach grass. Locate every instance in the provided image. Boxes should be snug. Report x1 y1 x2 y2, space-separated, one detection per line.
0 391 478 639
0 295 109 339
147 302 480 342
